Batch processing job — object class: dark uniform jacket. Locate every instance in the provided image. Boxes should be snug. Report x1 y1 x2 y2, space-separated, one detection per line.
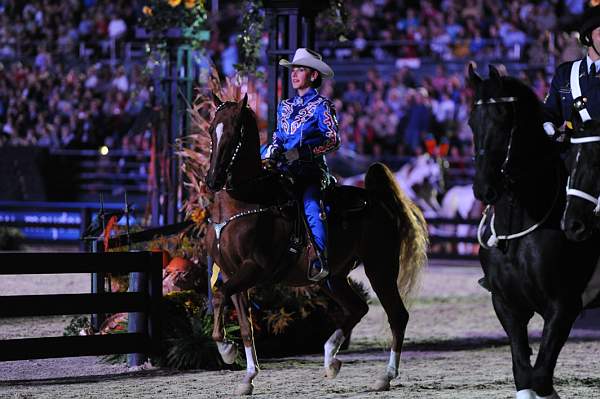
544 57 600 128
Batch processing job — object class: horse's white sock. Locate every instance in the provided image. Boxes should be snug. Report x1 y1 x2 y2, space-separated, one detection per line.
516 389 536 399
385 350 400 380
245 346 258 376
324 328 345 368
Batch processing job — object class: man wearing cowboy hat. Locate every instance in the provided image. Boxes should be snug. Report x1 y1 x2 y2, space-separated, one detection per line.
265 48 340 282
543 6 600 136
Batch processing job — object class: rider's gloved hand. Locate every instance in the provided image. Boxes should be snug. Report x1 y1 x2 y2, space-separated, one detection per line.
263 146 283 170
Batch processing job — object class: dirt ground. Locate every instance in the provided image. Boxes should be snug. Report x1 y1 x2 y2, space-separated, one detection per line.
1 261 600 398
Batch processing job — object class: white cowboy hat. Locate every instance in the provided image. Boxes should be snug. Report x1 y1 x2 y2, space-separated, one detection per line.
279 48 334 79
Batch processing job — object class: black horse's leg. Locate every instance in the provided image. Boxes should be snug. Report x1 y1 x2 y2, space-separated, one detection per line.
231 291 259 395
531 304 580 398
320 275 369 379
492 294 535 396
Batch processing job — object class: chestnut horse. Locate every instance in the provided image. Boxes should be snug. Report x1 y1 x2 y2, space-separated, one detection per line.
204 94 428 395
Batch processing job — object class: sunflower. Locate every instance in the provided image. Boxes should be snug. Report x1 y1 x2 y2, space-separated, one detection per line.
168 0 182 7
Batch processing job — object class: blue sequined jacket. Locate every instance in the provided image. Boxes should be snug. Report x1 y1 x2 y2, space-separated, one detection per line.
266 88 340 164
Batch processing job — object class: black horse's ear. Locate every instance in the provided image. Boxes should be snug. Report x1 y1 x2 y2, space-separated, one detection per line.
212 92 223 108
240 93 248 109
489 64 502 81
467 62 482 87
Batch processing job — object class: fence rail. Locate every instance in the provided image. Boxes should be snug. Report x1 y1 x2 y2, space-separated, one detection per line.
0 251 163 364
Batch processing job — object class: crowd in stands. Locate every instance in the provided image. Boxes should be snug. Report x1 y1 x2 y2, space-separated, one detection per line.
0 0 591 161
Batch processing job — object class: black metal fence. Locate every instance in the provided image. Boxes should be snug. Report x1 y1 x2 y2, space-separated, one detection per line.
0 252 162 365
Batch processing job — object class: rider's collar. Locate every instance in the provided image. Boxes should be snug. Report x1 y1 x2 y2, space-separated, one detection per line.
293 88 318 106
586 55 600 74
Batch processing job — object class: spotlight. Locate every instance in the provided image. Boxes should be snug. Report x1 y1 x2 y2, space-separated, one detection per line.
99 146 109 156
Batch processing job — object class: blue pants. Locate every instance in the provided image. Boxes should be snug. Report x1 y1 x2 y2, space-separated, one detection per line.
303 184 326 254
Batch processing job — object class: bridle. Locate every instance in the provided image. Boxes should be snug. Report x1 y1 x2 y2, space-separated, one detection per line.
566 133 600 214
473 95 560 249
473 96 518 182
209 102 247 190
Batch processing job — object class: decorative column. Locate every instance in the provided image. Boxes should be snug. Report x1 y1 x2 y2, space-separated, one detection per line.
137 28 194 226
263 0 329 134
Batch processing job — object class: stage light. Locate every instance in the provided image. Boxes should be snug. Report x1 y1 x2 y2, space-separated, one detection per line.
99 146 109 156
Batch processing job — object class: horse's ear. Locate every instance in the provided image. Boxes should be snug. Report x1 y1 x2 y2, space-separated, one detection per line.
489 64 502 81
212 92 223 108
467 62 482 87
240 93 248 109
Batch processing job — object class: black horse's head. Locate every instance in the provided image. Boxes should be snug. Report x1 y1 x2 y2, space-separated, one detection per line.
562 120 600 241
468 64 544 205
205 93 248 192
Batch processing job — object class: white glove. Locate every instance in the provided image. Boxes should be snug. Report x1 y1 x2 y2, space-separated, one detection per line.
543 122 556 137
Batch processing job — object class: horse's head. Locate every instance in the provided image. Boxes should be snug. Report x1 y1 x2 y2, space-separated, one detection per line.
562 120 600 241
205 93 248 192
468 64 526 205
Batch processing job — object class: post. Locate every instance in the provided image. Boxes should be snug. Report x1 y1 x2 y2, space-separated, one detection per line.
127 271 148 367
90 239 106 331
147 251 165 350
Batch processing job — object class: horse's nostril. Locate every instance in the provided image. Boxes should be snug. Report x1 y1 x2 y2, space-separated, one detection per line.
568 219 586 236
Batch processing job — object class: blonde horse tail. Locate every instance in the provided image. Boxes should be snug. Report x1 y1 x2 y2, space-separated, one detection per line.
365 162 429 304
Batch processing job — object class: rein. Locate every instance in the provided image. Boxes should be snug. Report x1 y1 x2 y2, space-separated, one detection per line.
477 165 560 249
566 135 600 214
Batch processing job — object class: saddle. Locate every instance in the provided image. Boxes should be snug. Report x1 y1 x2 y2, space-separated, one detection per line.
269 183 369 283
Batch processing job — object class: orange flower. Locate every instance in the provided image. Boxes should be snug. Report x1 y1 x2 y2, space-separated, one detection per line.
191 208 206 224
167 0 182 7
184 0 196 9
142 6 153 15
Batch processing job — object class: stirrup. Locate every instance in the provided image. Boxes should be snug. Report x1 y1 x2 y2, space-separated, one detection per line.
308 258 329 282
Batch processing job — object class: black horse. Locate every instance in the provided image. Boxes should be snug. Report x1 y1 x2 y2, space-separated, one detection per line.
562 119 600 241
469 64 600 399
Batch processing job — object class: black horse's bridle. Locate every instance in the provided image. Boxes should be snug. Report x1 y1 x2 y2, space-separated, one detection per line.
566 133 600 214
473 96 518 182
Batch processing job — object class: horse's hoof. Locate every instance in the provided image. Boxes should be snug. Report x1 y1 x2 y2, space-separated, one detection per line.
324 358 342 379
516 389 536 399
535 390 560 399
371 376 391 391
235 382 254 396
216 341 237 365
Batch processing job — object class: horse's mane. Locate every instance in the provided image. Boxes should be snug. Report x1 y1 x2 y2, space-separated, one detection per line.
501 76 544 130
499 76 558 161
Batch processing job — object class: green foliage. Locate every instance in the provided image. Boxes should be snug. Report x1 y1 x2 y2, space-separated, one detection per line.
0 227 24 250
139 0 209 58
63 315 92 336
316 0 350 42
152 290 242 370
235 0 265 78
